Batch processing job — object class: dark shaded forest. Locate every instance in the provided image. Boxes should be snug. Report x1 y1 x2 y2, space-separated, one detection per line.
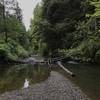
0 0 100 63
29 0 100 63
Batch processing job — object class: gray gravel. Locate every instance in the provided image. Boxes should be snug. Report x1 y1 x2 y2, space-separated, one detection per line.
0 71 90 100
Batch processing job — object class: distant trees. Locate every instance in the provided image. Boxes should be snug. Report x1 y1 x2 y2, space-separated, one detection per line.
29 4 44 55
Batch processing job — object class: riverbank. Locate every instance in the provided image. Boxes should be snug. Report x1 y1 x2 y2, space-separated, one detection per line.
0 71 90 100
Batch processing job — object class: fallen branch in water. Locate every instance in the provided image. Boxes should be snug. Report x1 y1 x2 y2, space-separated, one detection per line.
57 61 75 77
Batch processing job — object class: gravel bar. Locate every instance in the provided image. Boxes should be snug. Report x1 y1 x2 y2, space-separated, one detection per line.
0 71 90 100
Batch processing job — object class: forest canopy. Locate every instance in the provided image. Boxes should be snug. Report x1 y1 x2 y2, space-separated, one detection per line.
0 0 100 63
29 0 100 63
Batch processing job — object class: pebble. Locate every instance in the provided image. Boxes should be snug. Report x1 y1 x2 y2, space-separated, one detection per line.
0 71 90 100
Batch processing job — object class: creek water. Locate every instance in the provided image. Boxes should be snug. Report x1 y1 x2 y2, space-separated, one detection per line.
0 62 100 100
53 62 100 100
0 63 50 94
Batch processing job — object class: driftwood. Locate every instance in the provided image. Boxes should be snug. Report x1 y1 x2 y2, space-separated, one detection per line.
57 61 75 76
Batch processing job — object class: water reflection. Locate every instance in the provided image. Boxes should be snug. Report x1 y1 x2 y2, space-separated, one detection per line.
0 64 50 94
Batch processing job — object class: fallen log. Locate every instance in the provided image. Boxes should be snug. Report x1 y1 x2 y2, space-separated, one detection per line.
57 61 75 77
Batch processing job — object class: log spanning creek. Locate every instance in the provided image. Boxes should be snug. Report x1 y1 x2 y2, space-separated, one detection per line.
0 60 100 100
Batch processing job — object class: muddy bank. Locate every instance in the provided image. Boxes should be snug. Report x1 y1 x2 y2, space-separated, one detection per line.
0 71 90 100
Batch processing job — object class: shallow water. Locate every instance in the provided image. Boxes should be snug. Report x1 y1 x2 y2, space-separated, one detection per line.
0 62 100 100
54 63 100 100
0 64 50 94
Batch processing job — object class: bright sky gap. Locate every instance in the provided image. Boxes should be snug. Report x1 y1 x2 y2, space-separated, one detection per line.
17 0 41 30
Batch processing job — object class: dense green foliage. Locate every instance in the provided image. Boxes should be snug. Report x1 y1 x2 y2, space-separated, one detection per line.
0 0 29 61
30 0 100 63
30 0 87 56
29 4 46 56
0 0 100 63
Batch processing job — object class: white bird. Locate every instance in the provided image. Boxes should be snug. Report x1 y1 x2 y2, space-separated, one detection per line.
23 79 29 88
